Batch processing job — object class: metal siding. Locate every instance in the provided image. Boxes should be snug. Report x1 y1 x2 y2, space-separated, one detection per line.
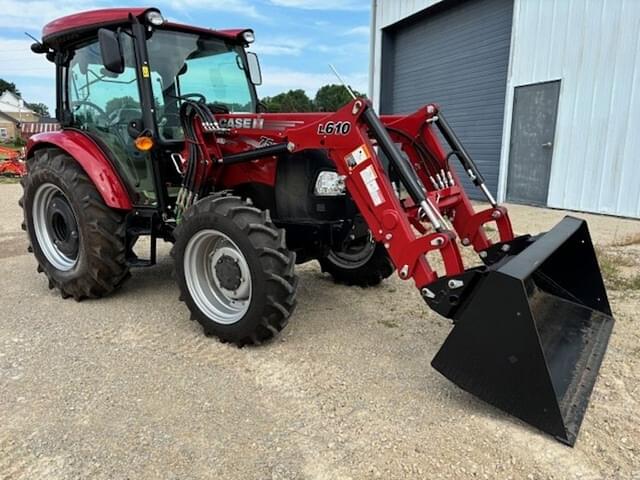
498 0 640 218
381 0 513 197
371 0 446 111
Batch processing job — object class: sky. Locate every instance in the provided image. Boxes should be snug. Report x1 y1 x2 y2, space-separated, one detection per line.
0 0 371 113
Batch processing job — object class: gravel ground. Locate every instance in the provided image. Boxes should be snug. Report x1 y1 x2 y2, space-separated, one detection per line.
1 182 639 479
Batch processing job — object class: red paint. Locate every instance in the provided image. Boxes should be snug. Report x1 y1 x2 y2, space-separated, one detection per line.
27 130 132 211
208 101 515 288
43 8 246 44
0 159 26 176
0 145 20 160
43 8 146 40
0 146 26 176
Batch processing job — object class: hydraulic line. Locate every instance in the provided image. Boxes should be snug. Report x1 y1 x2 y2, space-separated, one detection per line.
362 106 446 231
435 112 497 206
175 100 219 221
385 127 442 180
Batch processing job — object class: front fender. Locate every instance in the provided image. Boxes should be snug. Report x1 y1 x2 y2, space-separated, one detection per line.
27 130 132 211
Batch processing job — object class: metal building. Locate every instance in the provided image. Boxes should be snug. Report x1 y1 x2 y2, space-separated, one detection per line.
370 0 640 218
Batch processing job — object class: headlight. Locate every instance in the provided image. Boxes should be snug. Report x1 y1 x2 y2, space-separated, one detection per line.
146 10 165 26
241 30 255 44
314 171 346 196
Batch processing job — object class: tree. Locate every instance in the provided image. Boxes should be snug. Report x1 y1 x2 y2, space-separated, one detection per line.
26 102 50 117
105 96 140 116
314 84 364 112
0 79 20 97
262 89 313 113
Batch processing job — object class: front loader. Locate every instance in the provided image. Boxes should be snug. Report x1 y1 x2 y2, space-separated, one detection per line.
23 8 613 446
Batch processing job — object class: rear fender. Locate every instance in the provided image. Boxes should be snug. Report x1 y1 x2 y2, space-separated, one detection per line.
27 130 132 211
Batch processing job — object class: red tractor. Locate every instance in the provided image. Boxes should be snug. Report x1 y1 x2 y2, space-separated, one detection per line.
24 8 613 445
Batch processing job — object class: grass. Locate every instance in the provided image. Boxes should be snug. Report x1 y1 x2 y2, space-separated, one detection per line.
0 142 23 150
611 232 640 247
378 319 399 329
0 177 20 184
626 275 640 290
597 247 640 291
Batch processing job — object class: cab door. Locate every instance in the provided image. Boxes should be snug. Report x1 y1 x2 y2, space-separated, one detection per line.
67 32 157 206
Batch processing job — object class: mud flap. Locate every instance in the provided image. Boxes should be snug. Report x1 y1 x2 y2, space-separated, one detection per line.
431 216 614 446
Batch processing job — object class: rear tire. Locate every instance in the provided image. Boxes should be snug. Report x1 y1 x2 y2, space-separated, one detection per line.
20 148 130 300
319 238 394 287
172 193 298 346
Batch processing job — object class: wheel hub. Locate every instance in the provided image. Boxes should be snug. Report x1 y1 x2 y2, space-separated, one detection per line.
32 183 80 271
45 193 79 258
184 230 253 325
214 254 242 291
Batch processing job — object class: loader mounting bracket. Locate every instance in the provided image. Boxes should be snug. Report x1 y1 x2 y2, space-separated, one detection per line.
421 268 485 320
479 234 535 266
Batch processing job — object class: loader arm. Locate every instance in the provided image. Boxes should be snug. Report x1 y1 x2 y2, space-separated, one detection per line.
283 98 512 289
178 98 613 446
280 99 613 446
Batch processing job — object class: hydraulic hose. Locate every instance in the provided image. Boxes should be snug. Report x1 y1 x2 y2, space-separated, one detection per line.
361 105 445 231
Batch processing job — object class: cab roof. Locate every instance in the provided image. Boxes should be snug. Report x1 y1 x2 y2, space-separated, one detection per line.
42 7 248 47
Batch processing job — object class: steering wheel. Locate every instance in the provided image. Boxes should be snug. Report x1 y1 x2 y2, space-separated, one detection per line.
161 93 207 114
158 93 208 133
72 101 111 126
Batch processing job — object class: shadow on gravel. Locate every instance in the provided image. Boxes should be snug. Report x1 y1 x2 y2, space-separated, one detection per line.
430 372 550 441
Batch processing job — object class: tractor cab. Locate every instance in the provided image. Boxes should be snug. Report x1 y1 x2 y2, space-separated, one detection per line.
35 8 262 208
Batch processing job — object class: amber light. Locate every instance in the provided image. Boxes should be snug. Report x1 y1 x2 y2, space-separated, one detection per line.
135 135 154 151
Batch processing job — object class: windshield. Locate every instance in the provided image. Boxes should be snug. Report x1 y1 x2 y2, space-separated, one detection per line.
147 30 256 141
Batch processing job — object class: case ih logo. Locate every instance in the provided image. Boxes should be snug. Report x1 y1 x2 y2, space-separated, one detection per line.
218 118 265 129
217 118 306 131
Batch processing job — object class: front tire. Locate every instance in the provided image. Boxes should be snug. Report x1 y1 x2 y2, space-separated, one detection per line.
319 236 394 287
172 194 298 346
20 148 130 300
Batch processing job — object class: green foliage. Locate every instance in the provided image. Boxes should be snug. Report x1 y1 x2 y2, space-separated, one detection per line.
596 247 640 291
25 102 50 117
1 79 51 117
262 89 314 113
105 96 140 116
261 84 365 113
314 84 364 112
0 79 20 97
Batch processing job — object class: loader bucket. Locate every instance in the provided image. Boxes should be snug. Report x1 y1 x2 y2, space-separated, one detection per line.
431 216 614 446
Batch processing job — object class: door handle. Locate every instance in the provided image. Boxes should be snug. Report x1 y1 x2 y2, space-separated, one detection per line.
542 142 553 148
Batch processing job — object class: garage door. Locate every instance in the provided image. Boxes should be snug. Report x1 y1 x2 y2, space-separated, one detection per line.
380 0 513 198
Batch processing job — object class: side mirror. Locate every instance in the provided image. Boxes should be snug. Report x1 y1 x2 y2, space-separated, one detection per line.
246 52 262 86
98 28 124 74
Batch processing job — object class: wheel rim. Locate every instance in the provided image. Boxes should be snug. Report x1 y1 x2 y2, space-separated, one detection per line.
327 232 376 269
184 229 252 324
32 183 79 271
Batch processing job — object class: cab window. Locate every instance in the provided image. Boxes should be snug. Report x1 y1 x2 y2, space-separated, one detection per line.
67 34 156 205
